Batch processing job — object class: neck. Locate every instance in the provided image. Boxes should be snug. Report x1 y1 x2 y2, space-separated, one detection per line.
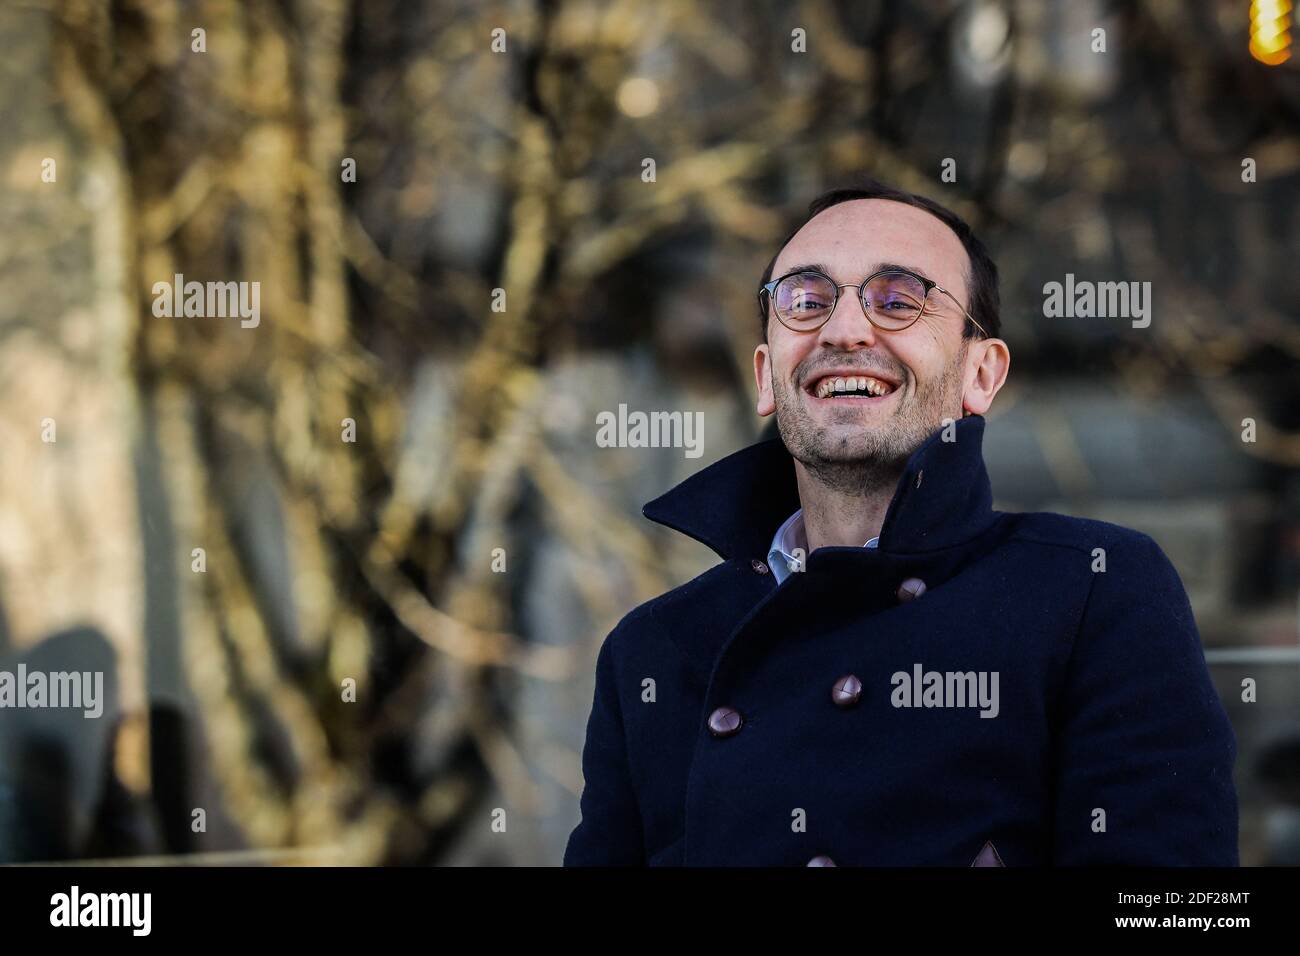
793 457 903 552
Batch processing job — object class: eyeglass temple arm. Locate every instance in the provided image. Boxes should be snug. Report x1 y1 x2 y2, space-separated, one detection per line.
933 284 989 339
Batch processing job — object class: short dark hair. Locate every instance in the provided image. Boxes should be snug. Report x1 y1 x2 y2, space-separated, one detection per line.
756 177 1000 342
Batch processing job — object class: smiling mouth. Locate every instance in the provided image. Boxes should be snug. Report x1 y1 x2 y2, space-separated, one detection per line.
805 374 899 400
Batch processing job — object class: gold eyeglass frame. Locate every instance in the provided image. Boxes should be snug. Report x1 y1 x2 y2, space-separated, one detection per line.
759 267 989 339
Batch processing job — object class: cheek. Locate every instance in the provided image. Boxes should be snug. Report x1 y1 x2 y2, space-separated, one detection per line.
896 324 957 387
912 314 953 353
770 339 811 385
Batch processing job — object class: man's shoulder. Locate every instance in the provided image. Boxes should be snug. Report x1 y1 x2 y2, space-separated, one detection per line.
603 561 742 645
1001 509 1166 558
1000 510 1192 616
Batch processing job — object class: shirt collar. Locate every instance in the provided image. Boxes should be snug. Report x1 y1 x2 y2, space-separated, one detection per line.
767 509 879 583
642 414 996 562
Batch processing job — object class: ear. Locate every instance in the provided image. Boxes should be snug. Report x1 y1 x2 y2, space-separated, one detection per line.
754 343 776 417
961 338 1010 416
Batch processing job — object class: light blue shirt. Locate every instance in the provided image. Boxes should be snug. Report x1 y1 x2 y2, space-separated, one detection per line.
767 508 879 584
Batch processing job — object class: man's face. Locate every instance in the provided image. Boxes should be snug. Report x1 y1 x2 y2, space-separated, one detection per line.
754 198 993 475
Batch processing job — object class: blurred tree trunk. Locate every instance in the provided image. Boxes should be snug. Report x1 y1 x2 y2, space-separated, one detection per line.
50 0 397 858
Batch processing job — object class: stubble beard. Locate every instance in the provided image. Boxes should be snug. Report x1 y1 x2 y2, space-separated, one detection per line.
773 348 967 496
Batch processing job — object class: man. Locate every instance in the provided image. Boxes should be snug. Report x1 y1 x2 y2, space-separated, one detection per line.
563 178 1238 866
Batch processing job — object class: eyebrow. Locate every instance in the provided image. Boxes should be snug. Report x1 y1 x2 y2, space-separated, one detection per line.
776 261 936 283
778 262 834 278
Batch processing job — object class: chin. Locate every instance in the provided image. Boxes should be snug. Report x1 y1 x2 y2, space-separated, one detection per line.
808 429 890 461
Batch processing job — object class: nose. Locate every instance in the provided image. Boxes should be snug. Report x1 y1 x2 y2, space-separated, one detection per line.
816 283 879 350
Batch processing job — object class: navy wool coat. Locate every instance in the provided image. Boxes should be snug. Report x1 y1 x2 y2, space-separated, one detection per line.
563 414 1238 866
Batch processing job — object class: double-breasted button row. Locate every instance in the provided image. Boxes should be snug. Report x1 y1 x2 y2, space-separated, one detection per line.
706 574 927 741
710 674 863 740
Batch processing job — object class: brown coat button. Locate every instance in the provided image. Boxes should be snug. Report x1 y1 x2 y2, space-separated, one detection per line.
807 855 837 867
707 706 743 737
831 674 862 708
751 559 769 574
896 577 927 602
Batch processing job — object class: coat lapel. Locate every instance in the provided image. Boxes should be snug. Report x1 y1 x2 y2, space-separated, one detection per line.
638 415 1001 686
642 414 997 560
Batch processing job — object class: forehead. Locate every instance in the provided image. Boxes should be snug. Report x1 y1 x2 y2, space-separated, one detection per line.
772 198 971 293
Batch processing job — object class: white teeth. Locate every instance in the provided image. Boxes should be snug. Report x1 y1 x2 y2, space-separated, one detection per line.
815 375 894 398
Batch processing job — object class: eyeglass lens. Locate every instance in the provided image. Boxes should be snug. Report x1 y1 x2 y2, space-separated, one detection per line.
773 271 928 329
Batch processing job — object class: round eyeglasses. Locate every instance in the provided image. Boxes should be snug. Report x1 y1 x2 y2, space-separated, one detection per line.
758 268 988 338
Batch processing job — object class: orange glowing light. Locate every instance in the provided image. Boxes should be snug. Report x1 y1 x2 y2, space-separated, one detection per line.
1250 0 1293 65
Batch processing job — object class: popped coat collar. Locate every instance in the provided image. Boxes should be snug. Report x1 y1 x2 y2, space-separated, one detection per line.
643 413 996 560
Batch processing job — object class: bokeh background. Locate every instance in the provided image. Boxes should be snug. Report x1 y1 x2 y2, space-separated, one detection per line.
1 0 1298 866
